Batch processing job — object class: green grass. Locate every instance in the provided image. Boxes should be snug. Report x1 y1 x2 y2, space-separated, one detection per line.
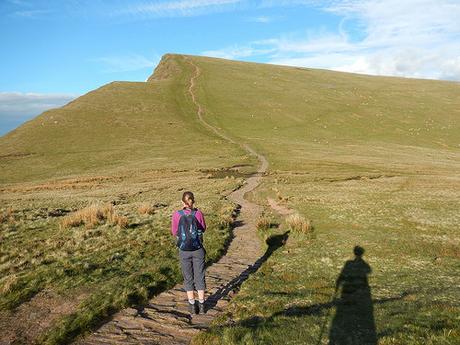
0 55 254 184
0 54 256 344
179 54 459 344
1 54 459 344
194 173 459 344
1 169 247 344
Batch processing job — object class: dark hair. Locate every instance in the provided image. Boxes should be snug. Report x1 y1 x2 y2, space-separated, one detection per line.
182 191 195 207
353 245 365 257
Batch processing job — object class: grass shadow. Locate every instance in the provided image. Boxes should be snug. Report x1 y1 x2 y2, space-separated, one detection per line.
205 231 290 311
204 204 242 268
207 246 423 345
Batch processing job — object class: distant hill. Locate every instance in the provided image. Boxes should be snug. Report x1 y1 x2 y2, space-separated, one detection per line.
0 54 248 183
1 53 459 183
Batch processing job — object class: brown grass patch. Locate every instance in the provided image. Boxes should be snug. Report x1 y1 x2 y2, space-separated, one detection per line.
0 274 18 294
138 203 155 215
108 213 129 228
0 207 15 224
59 203 128 229
285 213 313 234
256 213 273 231
1 175 124 193
217 204 237 229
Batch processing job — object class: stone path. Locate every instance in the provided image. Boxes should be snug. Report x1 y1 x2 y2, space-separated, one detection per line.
72 57 269 345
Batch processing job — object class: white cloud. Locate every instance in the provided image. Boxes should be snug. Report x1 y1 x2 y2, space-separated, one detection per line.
4 0 245 20
6 0 32 6
203 0 460 81
247 15 274 23
89 54 160 73
202 45 276 60
0 92 78 117
12 9 52 17
113 0 243 18
0 92 79 135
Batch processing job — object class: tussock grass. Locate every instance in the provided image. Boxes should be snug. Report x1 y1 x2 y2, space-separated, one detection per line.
0 274 18 295
256 212 275 232
285 212 313 234
108 212 129 228
137 203 155 215
217 203 238 230
0 207 15 224
59 203 125 229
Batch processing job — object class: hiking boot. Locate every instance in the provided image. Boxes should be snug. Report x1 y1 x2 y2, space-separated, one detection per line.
188 301 197 315
198 301 206 314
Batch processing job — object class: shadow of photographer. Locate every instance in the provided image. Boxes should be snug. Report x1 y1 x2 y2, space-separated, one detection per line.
206 245 415 344
328 245 377 345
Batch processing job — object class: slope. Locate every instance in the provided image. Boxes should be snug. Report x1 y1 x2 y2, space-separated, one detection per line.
0 55 251 184
184 54 460 173
1 53 459 345
157 55 459 344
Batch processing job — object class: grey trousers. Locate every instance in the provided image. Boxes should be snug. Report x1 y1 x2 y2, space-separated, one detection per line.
179 247 206 291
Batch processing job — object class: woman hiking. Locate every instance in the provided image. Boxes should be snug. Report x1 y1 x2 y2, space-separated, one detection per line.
171 191 207 315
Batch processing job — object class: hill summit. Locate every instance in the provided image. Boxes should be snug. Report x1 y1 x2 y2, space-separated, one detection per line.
1 53 459 183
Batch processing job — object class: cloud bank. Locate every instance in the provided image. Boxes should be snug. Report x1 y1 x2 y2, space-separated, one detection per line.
115 0 244 18
0 92 78 135
3 0 247 19
204 0 460 81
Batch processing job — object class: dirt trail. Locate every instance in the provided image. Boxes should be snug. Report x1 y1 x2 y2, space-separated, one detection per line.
0 289 89 345
72 57 269 345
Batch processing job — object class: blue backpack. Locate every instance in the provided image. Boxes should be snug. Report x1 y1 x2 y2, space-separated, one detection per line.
176 209 203 251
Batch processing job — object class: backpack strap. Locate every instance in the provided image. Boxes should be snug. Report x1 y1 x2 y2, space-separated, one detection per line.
180 208 196 217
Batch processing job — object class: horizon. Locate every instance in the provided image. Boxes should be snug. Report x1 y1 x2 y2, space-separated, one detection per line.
1 0 459 135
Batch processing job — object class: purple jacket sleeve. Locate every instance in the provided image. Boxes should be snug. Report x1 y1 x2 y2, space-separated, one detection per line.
195 209 207 231
171 211 180 236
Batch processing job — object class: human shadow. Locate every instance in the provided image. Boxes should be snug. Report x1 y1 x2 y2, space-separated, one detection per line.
205 244 418 344
328 245 377 345
205 231 290 310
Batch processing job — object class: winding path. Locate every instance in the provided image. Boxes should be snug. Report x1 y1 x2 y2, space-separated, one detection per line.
72 58 269 344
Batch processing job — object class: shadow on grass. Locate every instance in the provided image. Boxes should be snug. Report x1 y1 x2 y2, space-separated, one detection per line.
205 231 290 311
326 245 376 345
209 246 418 345
204 204 241 268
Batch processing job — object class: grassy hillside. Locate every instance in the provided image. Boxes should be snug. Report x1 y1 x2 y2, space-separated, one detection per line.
0 54 254 344
190 54 459 172
0 55 252 184
1 54 459 344
178 54 459 344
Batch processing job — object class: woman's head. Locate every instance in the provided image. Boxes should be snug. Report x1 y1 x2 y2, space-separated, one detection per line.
182 191 195 208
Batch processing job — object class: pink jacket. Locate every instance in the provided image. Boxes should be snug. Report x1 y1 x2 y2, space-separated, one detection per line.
171 207 206 236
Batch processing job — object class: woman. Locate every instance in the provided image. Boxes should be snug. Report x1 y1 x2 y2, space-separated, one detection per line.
171 191 207 315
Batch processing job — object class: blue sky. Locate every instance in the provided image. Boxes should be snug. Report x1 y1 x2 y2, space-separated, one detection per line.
1 0 459 135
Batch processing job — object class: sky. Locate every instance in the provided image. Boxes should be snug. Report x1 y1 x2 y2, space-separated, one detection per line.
1 0 459 135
